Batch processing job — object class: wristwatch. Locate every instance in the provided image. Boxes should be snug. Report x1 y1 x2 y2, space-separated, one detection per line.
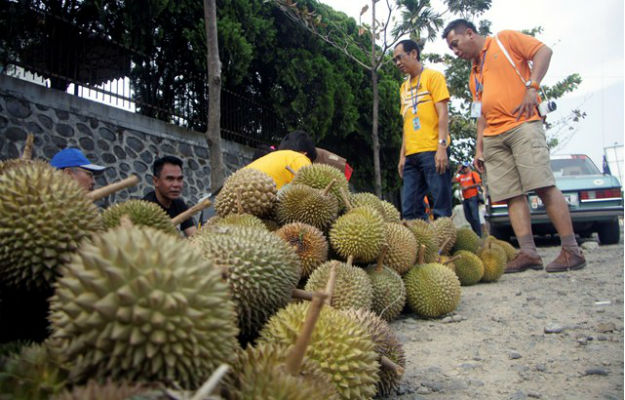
438 139 447 147
525 80 540 90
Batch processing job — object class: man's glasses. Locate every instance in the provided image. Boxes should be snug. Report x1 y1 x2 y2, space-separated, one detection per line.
74 167 94 178
392 53 409 64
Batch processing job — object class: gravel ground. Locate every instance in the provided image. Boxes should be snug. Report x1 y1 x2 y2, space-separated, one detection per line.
384 230 624 400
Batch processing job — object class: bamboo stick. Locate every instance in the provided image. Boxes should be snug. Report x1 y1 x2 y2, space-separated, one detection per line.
86 175 139 201
171 198 211 226
292 288 313 301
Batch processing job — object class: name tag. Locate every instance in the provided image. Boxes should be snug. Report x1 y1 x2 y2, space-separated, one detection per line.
470 101 482 118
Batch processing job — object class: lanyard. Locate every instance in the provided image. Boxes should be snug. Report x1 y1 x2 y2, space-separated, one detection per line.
473 51 486 101
409 68 424 114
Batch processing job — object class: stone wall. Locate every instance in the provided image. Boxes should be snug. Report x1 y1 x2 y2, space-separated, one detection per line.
0 75 256 206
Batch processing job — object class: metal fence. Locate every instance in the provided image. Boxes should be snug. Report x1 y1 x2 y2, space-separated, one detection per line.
0 1 286 147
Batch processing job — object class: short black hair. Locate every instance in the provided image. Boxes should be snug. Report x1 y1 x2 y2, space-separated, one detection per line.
442 19 478 40
278 130 317 162
395 39 420 61
153 155 183 177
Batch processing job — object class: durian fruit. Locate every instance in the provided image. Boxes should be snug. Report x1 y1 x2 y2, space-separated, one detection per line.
452 250 485 286
0 162 103 291
365 258 406 322
380 200 401 223
305 260 373 311
341 308 406 397
492 237 518 261
48 225 239 389
101 199 178 235
0 342 68 400
329 206 385 263
349 192 386 219
383 223 418 275
215 168 276 218
0 133 35 176
210 213 268 230
259 302 380 400
403 220 438 266
190 225 300 338
452 227 481 254
227 342 338 400
403 263 461 318
275 183 339 231
478 242 507 282
431 217 457 255
53 380 163 400
275 222 328 278
291 164 349 209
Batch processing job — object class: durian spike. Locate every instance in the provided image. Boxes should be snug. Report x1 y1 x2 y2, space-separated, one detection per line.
322 179 336 196
418 244 425 265
21 133 34 160
291 288 313 301
86 175 140 201
285 165 296 175
284 290 329 376
442 255 461 265
339 187 353 211
438 237 451 255
190 364 230 400
323 263 338 306
380 355 405 376
375 244 389 272
171 198 211 226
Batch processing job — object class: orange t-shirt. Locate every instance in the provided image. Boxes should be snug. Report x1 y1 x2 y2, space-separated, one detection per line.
469 30 544 136
455 171 481 199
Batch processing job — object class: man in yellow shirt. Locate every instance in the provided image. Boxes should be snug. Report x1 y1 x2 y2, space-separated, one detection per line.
245 130 317 189
393 39 452 220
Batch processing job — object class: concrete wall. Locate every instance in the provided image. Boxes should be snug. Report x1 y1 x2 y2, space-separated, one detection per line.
0 75 256 205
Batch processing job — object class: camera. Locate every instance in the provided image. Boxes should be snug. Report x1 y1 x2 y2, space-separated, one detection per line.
538 100 557 116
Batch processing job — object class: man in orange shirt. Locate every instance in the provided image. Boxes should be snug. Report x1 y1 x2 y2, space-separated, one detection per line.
453 162 482 236
443 19 585 273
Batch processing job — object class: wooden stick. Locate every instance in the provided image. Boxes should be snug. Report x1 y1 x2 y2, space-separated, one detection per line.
21 133 34 160
86 175 140 201
322 179 336 196
324 263 338 306
171 198 212 226
418 244 425 265
380 355 405 376
438 237 451 255
292 288 313 301
284 291 328 376
190 364 230 400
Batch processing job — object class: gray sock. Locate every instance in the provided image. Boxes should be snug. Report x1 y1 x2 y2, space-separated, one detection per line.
517 234 539 257
561 234 581 256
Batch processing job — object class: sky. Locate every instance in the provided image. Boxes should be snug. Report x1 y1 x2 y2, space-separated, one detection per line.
319 0 625 180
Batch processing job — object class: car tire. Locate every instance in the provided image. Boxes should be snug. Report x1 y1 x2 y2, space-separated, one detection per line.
597 219 620 245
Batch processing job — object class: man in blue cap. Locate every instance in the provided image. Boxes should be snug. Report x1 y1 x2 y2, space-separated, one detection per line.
453 161 483 236
50 148 107 192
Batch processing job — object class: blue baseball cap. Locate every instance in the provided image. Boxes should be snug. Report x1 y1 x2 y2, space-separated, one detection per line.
50 148 106 171
462 161 471 167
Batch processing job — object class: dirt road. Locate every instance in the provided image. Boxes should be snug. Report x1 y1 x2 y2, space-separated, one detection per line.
386 233 624 400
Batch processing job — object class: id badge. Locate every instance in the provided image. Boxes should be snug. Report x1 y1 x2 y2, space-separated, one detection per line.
470 101 482 118
412 117 421 131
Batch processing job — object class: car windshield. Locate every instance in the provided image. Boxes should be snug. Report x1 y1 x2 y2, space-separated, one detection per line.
551 157 601 177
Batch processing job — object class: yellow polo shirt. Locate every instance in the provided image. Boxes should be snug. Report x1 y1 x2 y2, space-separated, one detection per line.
245 150 311 189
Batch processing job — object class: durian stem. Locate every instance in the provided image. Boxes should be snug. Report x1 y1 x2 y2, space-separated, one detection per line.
375 245 389 272
171 198 212 226
346 255 354 267
442 255 461 265
86 175 140 201
292 288 313 301
190 364 230 400
284 291 328 376
418 244 425 265
285 165 296 175
324 263 338 306
380 355 405 376
322 179 336 196
119 215 134 229
438 237 451 255
339 188 353 211
235 188 244 214
21 133 34 160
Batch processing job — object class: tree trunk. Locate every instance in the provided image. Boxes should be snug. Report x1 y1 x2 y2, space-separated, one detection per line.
203 0 225 193
371 0 382 197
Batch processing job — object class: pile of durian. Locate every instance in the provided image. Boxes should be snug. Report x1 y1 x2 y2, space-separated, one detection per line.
0 147 518 400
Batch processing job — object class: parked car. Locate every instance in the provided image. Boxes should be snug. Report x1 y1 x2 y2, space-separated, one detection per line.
486 154 623 244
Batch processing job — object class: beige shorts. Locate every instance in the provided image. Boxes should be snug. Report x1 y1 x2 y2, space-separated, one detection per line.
483 121 555 202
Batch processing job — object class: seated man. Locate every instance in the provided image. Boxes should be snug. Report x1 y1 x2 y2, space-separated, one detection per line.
50 148 107 192
143 156 196 237
245 130 317 189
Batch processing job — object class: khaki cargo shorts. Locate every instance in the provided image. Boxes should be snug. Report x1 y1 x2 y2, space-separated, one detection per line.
483 121 555 203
